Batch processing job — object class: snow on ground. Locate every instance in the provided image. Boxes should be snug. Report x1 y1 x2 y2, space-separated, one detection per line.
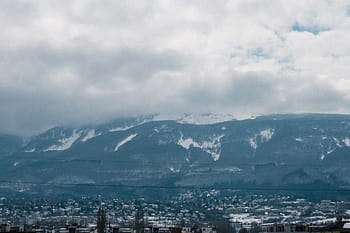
311 217 336 225
295 138 303 142
114 134 138 152
228 213 262 224
81 129 101 142
44 130 82 151
177 134 224 161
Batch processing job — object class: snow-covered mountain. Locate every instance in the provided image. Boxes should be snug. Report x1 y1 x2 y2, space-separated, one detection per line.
23 115 153 153
1 113 350 198
21 113 235 153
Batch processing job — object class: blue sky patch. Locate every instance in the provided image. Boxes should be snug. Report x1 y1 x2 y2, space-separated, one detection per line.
291 22 330 35
250 48 272 59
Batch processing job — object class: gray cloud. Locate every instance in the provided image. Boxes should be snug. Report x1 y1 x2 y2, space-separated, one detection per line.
0 46 183 82
1 0 350 136
0 46 184 135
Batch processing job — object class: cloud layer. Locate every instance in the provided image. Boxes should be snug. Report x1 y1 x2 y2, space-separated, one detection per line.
1 0 350 135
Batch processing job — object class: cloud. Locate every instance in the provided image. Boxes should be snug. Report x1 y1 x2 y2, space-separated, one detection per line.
1 0 350 135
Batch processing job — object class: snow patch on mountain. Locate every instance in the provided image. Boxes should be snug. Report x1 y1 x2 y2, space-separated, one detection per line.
44 130 82 151
114 134 138 152
327 148 336 154
153 125 170 134
81 129 101 142
221 167 242 173
169 167 180 173
295 138 303 142
249 128 275 150
177 134 224 161
109 120 150 132
320 141 337 160
343 137 350 147
249 138 257 150
154 113 235 125
332 137 343 148
178 137 198 150
178 113 234 125
25 148 35 153
260 128 274 142
109 126 134 132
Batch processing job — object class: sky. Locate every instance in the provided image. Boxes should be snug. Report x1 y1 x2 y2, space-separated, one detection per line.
1 0 350 136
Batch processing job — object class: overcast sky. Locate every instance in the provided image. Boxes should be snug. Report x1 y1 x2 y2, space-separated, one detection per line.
1 0 350 135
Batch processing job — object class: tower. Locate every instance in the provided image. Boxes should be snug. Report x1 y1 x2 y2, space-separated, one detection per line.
135 208 144 233
97 207 106 233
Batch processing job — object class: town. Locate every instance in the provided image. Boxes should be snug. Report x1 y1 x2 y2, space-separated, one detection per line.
1 191 350 233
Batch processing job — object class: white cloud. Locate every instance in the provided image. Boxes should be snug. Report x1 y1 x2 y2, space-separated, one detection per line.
1 0 350 135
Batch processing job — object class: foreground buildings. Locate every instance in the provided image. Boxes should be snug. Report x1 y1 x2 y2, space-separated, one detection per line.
1 193 350 233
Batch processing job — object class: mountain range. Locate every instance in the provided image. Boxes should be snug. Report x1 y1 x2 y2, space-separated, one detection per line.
1 113 350 199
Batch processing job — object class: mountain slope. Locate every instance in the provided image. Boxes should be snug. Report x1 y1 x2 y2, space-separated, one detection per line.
0 133 22 156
